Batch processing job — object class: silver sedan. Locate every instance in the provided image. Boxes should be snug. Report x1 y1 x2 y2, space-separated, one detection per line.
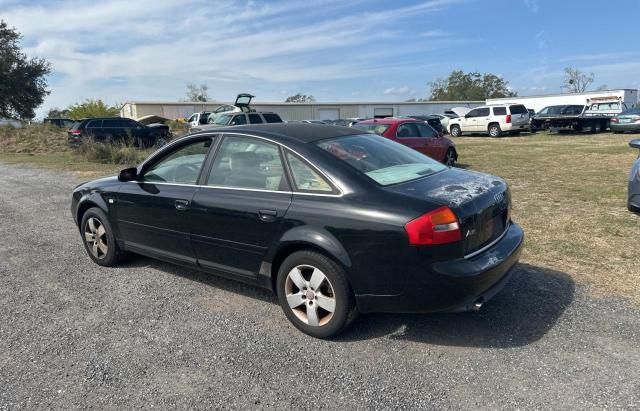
629 139 640 213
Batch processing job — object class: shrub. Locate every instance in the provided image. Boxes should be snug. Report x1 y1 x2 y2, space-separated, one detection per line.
76 139 149 165
0 123 68 153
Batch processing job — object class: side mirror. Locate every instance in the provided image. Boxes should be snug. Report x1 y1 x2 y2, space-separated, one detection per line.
630 139 640 150
118 167 138 182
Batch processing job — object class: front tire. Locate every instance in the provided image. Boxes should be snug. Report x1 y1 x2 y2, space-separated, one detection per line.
276 250 355 338
450 125 462 137
80 207 125 267
444 148 457 166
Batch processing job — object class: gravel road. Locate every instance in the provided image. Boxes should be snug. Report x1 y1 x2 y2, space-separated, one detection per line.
0 162 639 410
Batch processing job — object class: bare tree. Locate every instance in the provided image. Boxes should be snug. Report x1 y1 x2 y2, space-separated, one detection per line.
562 67 594 93
186 83 209 102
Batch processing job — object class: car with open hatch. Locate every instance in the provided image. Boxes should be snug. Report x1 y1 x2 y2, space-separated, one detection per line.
353 117 457 166
71 123 524 338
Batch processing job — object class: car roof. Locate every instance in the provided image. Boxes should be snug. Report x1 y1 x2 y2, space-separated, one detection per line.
191 123 361 143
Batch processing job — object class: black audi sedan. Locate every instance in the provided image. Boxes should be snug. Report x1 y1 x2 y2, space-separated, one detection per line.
71 124 523 338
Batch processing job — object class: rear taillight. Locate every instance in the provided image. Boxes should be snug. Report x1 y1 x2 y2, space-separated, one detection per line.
505 114 512 123
612 118 618 123
70 129 81 135
404 206 461 245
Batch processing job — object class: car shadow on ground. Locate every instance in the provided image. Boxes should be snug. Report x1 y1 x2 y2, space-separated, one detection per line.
121 258 574 348
337 263 575 348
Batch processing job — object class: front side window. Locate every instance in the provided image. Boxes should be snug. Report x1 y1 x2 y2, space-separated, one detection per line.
466 109 480 118
207 136 287 191
286 152 333 193
317 134 446 186
142 139 212 184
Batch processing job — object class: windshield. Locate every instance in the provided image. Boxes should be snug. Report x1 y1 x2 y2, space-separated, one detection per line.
214 114 232 125
352 123 391 135
316 134 446 186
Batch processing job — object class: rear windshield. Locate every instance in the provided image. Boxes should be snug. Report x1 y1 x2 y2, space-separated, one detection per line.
620 108 640 115
508 105 528 114
263 113 283 123
316 134 446 186
352 123 391 135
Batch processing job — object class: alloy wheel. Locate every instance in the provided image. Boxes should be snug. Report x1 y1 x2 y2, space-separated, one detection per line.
285 265 336 327
445 150 456 166
84 217 108 259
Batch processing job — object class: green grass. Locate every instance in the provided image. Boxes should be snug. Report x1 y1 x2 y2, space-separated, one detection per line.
1 127 639 301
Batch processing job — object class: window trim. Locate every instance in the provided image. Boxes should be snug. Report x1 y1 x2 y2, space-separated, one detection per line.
138 135 217 185
283 150 339 195
202 134 292 192
140 131 344 197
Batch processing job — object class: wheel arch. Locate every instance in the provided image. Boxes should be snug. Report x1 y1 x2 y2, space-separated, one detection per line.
76 195 109 228
262 227 352 293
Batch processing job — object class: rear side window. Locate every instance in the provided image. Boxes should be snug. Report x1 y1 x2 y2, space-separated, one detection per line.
263 113 283 123
285 152 334 193
493 107 507 116
248 114 263 124
86 120 103 128
103 119 120 127
416 123 437 137
230 115 247 125
508 105 528 115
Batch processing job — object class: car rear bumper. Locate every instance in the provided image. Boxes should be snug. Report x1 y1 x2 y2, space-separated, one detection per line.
355 223 524 314
611 123 640 132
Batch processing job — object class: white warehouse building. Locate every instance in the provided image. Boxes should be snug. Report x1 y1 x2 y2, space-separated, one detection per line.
120 100 483 122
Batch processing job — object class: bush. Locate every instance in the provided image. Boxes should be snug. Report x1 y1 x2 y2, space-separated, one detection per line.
168 120 189 138
76 140 149 165
0 123 68 153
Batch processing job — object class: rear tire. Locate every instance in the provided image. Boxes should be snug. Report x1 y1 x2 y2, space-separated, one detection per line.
629 203 640 213
488 124 502 137
276 250 356 338
80 207 125 267
450 125 462 137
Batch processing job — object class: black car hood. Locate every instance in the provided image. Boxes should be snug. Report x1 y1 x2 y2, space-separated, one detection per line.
386 168 505 208
77 175 120 190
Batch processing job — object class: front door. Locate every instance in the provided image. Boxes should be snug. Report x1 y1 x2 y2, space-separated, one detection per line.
189 135 292 278
115 137 214 265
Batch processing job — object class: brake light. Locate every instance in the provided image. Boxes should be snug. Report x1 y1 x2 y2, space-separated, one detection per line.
70 129 81 135
611 118 618 123
505 114 512 123
404 206 461 245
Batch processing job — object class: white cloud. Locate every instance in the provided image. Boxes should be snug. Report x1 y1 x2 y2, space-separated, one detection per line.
524 0 539 13
1 0 470 116
420 30 452 38
383 86 416 96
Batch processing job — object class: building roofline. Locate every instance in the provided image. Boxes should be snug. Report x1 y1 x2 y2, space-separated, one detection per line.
121 100 484 106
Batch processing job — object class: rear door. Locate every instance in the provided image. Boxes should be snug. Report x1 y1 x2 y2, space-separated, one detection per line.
189 134 292 277
248 113 264 124
508 105 529 127
395 122 433 155
416 122 447 161
115 137 214 265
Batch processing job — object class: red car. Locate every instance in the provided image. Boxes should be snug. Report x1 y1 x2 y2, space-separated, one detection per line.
353 118 457 166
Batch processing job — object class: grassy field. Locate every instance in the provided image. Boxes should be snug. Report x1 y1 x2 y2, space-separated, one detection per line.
1 127 638 302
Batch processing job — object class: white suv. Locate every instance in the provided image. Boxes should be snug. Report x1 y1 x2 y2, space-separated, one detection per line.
448 104 530 137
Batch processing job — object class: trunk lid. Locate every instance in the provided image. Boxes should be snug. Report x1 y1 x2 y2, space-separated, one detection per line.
386 168 510 255
508 105 529 126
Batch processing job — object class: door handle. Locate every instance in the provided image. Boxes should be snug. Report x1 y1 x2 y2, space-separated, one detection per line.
175 199 190 211
259 209 277 222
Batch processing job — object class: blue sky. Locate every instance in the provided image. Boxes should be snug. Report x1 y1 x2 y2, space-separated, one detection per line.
2 0 640 117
